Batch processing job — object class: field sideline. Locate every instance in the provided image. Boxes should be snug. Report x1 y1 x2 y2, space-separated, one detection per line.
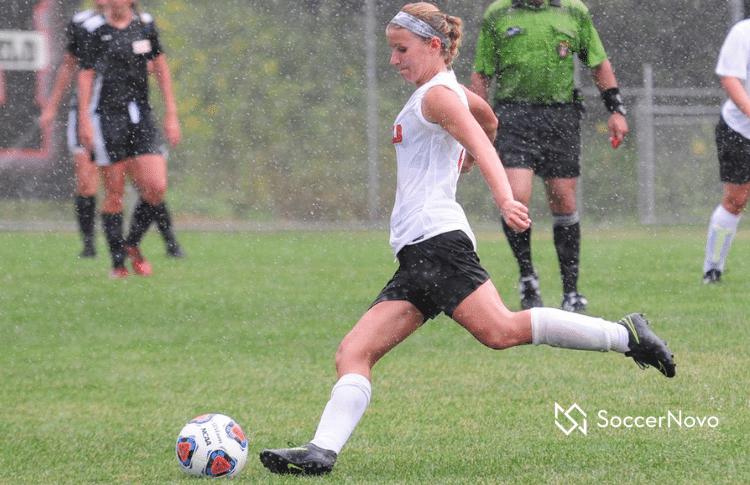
1 227 748 483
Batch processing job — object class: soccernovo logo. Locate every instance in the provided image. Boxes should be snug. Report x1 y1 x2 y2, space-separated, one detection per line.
554 402 588 435
554 402 719 435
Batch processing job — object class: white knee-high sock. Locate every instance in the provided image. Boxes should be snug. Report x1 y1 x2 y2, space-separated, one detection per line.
530 307 629 353
310 373 371 454
704 204 740 272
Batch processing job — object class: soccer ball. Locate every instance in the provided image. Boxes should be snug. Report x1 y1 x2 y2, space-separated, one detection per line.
175 413 249 478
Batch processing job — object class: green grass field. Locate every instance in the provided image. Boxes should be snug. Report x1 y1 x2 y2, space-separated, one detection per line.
1 227 748 484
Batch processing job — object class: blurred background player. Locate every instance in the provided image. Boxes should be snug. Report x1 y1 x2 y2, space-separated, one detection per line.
78 0 184 278
258 3 674 476
470 0 629 312
39 1 108 258
702 18 750 284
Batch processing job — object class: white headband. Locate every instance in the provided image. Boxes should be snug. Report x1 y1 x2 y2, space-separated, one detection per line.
389 11 448 48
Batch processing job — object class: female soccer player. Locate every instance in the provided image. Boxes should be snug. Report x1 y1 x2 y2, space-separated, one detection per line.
77 0 183 278
702 18 750 284
259 3 675 476
39 1 108 258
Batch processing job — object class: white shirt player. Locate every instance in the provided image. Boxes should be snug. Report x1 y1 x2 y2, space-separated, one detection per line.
389 69 476 256
717 19 750 139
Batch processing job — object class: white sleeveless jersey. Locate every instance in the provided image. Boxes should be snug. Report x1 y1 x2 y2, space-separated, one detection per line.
389 70 476 256
717 19 750 138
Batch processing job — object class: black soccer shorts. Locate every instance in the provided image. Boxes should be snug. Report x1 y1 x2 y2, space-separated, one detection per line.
716 116 750 185
91 106 162 166
372 230 490 321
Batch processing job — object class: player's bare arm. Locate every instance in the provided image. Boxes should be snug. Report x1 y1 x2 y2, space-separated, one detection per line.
77 68 96 151
721 76 750 118
39 52 78 129
460 85 498 173
422 85 529 232
152 54 181 147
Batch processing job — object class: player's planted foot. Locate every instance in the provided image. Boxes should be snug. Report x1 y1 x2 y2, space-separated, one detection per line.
561 292 588 312
618 313 676 378
124 244 153 276
259 442 336 475
702 269 721 284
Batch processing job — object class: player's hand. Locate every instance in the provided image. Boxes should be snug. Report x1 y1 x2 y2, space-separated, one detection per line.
78 116 94 151
164 112 181 147
608 112 628 149
500 199 530 232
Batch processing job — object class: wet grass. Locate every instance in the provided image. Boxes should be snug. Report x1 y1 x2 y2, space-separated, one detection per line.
1 227 748 483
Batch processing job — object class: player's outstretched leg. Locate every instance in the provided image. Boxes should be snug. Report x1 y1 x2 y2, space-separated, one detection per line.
618 313 676 378
259 443 337 475
528 307 675 378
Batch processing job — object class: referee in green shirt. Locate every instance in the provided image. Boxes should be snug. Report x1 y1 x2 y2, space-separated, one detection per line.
470 0 628 312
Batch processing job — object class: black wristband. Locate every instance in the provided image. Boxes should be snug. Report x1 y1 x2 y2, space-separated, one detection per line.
601 87 627 116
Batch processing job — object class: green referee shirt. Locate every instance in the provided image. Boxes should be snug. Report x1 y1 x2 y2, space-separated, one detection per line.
473 0 608 104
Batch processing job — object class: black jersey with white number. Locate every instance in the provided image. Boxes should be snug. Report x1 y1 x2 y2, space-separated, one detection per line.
80 12 162 114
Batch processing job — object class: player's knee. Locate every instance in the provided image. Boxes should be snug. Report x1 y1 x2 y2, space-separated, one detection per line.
334 339 371 373
103 198 123 213
103 190 124 212
77 180 98 196
723 195 748 214
142 183 167 204
334 343 354 374
549 199 577 215
335 337 356 361
481 333 514 350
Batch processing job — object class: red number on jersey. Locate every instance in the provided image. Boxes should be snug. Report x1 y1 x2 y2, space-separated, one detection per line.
392 124 403 144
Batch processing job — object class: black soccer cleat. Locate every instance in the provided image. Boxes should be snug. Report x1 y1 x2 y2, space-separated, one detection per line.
519 273 543 310
702 269 721 284
561 291 588 313
259 442 337 475
618 313 676 378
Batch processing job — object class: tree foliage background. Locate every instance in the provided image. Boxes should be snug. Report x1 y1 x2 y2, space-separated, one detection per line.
33 1 741 222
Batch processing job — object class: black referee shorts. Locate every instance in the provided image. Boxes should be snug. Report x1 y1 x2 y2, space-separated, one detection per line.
716 116 750 184
372 230 490 321
494 102 582 179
